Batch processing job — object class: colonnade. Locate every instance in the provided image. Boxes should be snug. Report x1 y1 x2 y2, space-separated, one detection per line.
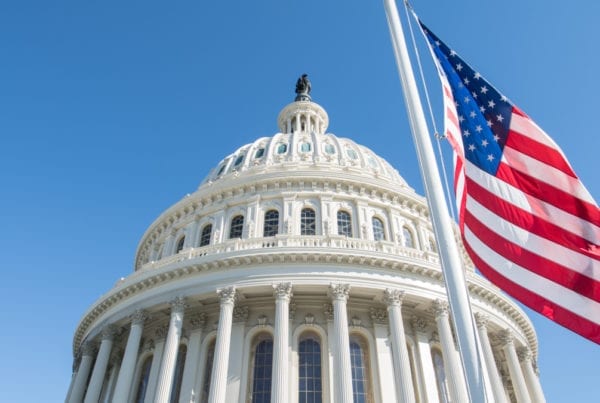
66 285 545 403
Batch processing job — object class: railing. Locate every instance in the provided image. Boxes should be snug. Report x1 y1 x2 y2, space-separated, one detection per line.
140 235 439 271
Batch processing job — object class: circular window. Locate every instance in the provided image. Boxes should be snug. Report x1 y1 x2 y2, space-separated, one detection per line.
277 143 288 154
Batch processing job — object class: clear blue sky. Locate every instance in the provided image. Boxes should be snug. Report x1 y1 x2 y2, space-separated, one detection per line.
1 1 598 402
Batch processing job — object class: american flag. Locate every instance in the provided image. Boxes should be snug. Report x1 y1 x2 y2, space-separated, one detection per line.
417 20 600 343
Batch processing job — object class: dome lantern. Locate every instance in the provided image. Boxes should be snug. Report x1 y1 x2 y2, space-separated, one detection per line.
278 74 329 135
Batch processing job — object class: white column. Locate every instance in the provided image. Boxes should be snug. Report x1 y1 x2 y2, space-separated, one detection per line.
499 330 531 403
271 283 292 403
411 317 439 403
145 337 166 403
517 347 546 403
208 287 236 403
84 326 117 403
475 313 507 403
370 308 396 403
432 300 468 403
68 342 96 403
113 310 148 403
179 313 206 403
154 297 186 403
329 284 353 403
324 304 336 403
384 289 415 403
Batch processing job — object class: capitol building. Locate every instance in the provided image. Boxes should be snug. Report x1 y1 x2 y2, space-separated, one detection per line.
66 80 545 403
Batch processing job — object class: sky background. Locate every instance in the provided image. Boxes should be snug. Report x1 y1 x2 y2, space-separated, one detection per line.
1 1 599 402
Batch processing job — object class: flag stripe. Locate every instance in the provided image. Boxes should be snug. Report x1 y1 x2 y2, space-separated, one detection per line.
464 239 600 343
464 207 600 302
465 160 600 243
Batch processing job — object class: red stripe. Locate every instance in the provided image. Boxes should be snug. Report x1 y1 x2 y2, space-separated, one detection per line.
464 241 600 344
495 162 600 226
506 127 576 177
464 212 600 302
466 177 599 256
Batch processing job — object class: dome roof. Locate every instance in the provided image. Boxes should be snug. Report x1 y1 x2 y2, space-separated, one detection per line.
199 100 409 189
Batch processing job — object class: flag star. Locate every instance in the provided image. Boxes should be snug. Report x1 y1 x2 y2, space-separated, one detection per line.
487 154 495 161
496 114 504 122
482 139 489 147
454 100 459 107
458 82 464 88
463 129 471 137
481 86 489 94
459 115 465 122
476 125 483 133
487 119 493 127
464 96 470 103
456 63 463 71
488 100 496 108
464 77 470 85
469 111 477 118
472 91 478 99
480 105 486 113
450 49 457 56
493 134 500 142
474 72 481 80
468 144 476 151
435 40 441 46
501 95 508 102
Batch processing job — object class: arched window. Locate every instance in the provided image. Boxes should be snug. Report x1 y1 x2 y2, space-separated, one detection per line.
337 210 353 237
432 349 450 403
250 336 273 403
134 356 153 403
263 210 279 237
229 215 244 239
349 336 373 403
402 226 414 248
255 148 265 159
298 333 323 403
300 142 312 152
372 217 385 241
277 143 288 154
200 224 212 247
428 237 438 253
200 339 216 403
301 208 316 236
169 345 187 403
175 236 185 253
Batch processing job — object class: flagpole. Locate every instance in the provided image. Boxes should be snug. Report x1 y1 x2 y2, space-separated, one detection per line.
383 1 488 401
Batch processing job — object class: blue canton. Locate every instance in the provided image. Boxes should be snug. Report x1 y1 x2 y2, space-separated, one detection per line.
419 22 513 175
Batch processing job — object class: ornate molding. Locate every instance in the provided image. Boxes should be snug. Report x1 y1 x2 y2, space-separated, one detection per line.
101 325 117 341
369 308 388 325
303 313 316 326
516 346 532 363
81 341 96 357
383 288 405 307
257 315 268 327
323 303 334 321
232 306 249 323
155 324 169 339
499 329 514 347
273 282 293 301
188 313 207 330
411 315 428 333
131 309 149 326
329 283 350 302
170 296 187 313
432 299 449 319
217 286 236 305
474 312 489 328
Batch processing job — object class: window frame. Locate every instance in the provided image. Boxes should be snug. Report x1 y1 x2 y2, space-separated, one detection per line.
229 215 244 239
263 209 279 237
300 208 317 236
337 210 353 237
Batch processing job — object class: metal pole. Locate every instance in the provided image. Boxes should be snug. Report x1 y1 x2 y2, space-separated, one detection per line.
382 1 488 401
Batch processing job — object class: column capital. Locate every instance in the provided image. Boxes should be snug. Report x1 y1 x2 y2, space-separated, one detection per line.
130 309 148 326
383 288 405 307
217 286 236 305
432 299 449 319
273 282 293 301
101 325 118 341
81 341 96 357
170 296 187 313
369 308 388 325
474 312 489 328
329 283 350 302
516 346 532 363
499 329 514 347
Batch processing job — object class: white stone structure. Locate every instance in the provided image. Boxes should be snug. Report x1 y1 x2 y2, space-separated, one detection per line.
67 91 545 403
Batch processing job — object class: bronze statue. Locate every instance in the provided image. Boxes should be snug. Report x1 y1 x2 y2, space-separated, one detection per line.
295 74 311 101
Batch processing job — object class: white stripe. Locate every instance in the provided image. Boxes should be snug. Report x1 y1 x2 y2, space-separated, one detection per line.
464 226 600 325
466 196 600 280
502 146 596 204
510 113 569 160
464 160 600 243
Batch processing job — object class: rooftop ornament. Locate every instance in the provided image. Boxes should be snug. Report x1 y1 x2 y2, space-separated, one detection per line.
294 73 311 102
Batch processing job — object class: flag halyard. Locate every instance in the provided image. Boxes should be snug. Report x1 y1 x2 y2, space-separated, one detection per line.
417 20 600 343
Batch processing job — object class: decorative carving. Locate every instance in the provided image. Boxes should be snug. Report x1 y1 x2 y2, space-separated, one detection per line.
323 303 334 321
232 306 249 323
155 324 169 339
430 331 440 343
81 341 96 357
273 282 293 300
329 283 350 302
170 296 187 313
141 338 155 353
369 308 388 325
517 346 532 363
130 309 148 326
294 74 312 102
217 286 236 305
189 313 207 330
304 313 316 326
383 288 405 307
257 315 268 327
498 329 514 347
350 317 363 327
474 312 489 328
411 315 428 333
101 325 117 341
432 299 449 319
289 302 297 321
